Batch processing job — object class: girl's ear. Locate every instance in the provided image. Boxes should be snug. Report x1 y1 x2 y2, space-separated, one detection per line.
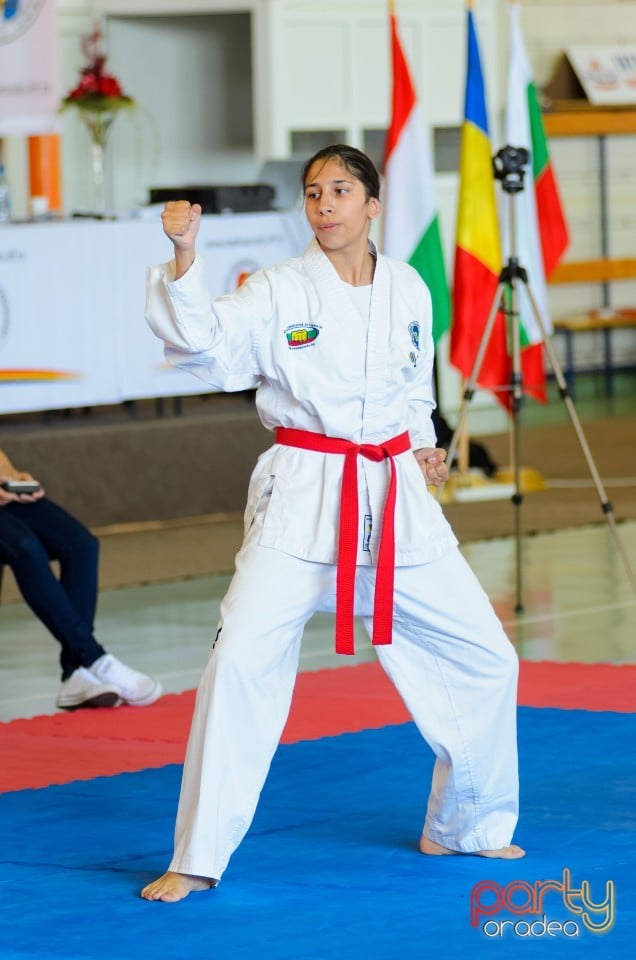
367 197 381 221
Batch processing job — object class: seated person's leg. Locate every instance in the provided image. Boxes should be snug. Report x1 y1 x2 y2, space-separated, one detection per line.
0 500 162 709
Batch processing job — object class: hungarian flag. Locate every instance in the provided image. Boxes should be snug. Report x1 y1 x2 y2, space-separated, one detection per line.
450 6 510 404
504 0 569 402
383 2 450 344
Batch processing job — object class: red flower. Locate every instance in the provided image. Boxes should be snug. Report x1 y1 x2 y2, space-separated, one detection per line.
97 75 123 98
62 23 132 108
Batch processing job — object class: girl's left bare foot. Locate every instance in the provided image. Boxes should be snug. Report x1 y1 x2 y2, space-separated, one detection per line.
419 836 525 858
140 871 215 902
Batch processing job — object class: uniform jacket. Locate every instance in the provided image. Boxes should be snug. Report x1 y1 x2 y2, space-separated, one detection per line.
146 238 457 567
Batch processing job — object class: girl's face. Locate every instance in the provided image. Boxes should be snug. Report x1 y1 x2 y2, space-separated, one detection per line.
303 157 380 256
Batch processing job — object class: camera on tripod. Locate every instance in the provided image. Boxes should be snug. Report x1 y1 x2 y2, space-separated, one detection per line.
492 145 530 193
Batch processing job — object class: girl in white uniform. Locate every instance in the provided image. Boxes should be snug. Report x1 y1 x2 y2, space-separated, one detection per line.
141 145 524 903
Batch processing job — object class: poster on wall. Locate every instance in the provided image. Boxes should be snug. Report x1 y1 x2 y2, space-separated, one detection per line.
0 0 59 136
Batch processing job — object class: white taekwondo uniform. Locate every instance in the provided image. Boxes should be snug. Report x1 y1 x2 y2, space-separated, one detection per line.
145 238 519 881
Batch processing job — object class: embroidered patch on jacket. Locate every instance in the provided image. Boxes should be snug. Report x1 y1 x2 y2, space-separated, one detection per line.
363 515 372 552
408 321 420 350
285 324 321 349
409 350 418 367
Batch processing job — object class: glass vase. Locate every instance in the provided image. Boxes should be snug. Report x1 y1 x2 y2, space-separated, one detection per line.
79 110 116 213
90 141 106 213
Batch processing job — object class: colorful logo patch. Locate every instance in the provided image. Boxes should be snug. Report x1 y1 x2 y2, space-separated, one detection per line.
285 325 320 349
408 321 420 350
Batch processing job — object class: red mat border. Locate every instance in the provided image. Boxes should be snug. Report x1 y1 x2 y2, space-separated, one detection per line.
1 660 634 793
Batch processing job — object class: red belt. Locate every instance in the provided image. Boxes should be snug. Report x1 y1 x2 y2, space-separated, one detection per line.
275 427 411 655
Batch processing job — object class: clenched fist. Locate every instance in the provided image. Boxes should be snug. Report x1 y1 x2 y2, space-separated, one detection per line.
161 201 202 278
161 201 202 248
413 447 449 487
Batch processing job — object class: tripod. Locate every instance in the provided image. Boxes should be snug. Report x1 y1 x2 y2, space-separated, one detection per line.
445 144 636 613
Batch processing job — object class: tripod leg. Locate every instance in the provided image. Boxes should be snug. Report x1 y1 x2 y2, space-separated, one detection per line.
443 275 528 611
507 284 525 613
522 280 636 593
445 282 507 474
441 276 527 611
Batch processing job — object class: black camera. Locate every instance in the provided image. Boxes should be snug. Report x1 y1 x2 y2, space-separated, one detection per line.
492 145 530 193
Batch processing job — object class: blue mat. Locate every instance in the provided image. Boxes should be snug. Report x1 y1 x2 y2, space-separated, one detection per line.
1 708 634 959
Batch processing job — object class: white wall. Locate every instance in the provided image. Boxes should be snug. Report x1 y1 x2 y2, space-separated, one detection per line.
105 13 254 211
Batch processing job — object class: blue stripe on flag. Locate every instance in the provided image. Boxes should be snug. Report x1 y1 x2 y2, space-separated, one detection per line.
464 11 489 136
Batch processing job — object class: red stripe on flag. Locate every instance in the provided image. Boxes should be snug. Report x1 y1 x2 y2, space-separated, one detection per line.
535 163 569 277
452 249 547 407
451 247 511 407
521 342 547 404
384 13 416 161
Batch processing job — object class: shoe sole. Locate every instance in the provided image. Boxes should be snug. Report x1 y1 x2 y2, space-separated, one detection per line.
58 692 121 711
123 682 163 707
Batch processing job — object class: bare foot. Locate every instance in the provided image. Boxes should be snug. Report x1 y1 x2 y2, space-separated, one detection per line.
419 836 459 856
477 845 525 859
419 836 525 859
140 870 215 902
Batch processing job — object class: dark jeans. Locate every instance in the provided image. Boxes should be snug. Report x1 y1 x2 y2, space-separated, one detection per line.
0 498 106 679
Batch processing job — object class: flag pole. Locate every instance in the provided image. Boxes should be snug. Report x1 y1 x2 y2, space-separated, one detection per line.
457 405 470 475
442 0 512 504
458 0 475 485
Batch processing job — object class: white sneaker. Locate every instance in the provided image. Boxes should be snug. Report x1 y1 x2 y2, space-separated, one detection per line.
88 654 163 707
57 666 121 711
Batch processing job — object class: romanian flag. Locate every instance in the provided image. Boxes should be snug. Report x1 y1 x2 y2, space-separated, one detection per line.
450 5 510 403
383 1 450 344
504 0 569 402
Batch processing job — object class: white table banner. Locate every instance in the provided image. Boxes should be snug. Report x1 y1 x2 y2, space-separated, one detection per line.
0 210 311 414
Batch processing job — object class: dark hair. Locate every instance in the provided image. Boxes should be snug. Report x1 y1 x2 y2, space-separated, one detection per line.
301 144 380 201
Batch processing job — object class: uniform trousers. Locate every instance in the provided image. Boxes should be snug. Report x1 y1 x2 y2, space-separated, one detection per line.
169 511 519 881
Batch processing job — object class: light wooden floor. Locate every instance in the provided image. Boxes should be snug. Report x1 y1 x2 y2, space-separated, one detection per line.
1 519 634 723
1 372 635 722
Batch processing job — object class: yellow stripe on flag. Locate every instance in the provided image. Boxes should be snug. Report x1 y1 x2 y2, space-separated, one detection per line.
455 122 501 276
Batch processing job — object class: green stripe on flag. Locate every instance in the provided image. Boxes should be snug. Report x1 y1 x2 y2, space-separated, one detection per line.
527 81 548 176
503 286 532 348
409 216 450 344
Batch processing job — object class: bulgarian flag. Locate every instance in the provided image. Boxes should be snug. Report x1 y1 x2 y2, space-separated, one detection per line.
504 0 569 402
451 4 510 404
383 1 450 343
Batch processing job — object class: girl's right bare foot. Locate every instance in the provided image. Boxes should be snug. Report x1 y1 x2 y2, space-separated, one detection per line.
419 836 525 858
140 871 215 902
